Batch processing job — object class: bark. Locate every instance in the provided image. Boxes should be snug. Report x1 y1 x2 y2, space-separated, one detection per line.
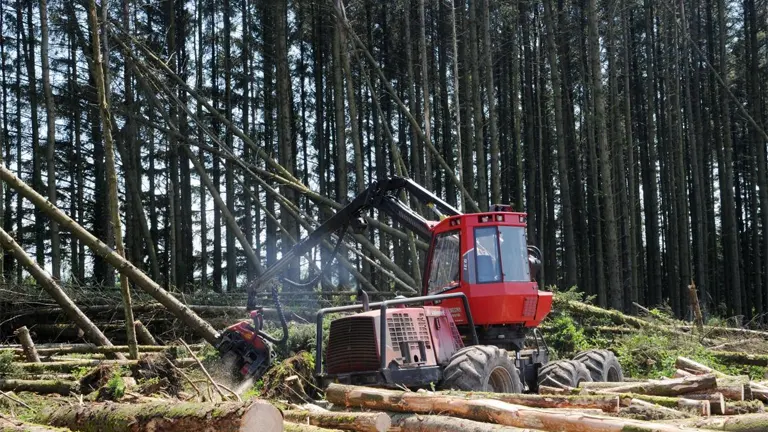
0 228 119 352
681 393 725 415
325 384 697 432
86 0 139 360
0 165 219 345
16 358 196 373
602 374 718 397
679 413 768 431
674 357 727 377
0 416 68 432
0 379 78 395
723 400 764 415
436 390 619 413
388 414 542 432
39 0 59 280
284 424 344 432
13 326 40 363
284 410 390 432
11 345 182 356
39 401 282 432
624 399 690 420
133 321 157 345
709 352 768 368
611 393 711 416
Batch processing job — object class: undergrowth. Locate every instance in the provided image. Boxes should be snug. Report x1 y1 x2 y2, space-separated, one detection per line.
0 350 17 377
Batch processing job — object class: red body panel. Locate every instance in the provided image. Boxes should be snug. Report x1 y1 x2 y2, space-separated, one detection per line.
423 211 553 327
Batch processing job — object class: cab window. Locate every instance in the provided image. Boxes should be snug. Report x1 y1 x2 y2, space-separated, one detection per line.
426 231 461 294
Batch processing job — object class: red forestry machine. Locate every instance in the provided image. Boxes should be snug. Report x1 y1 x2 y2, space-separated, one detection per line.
216 177 623 392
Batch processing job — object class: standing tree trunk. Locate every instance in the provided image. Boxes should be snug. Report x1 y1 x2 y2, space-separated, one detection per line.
39 0 59 280
449 0 464 211
481 0 500 205
587 0 623 310
87 0 139 359
469 0 487 210
542 0 577 289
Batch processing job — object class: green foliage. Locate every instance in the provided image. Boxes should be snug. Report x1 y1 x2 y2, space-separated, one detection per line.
197 343 221 362
105 372 126 400
545 314 589 359
0 350 17 377
71 366 93 380
614 332 767 380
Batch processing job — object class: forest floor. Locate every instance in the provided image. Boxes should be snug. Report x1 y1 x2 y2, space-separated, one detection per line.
3 289 768 431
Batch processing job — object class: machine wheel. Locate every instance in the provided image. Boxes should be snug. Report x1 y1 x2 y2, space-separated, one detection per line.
573 349 624 382
537 359 592 388
441 345 523 393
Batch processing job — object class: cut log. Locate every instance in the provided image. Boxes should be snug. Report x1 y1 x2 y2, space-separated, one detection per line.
578 382 632 390
674 369 694 378
20 344 194 356
39 400 282 432
284 410 390 432
134 321 158 345
623 399 691 421
611 393 710 416
0 165 220 345
723 400 765 415
711 351 768 367
436 390 619 413
675 357 727 377
0 379 78 395
16 357 195 373
14 327 40 363
284 423 344 432
0 416 70 432
537 386 572 395
325 383 699 432
680 413 768 431
677 325 768 340
748 383 768 402
388 414 543 431
683 392 726 415
601 373 717 397
709 339 764 352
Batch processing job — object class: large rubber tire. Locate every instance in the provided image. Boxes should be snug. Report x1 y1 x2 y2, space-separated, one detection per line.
538 359 593 388
573 349 624 382
441 345 523 393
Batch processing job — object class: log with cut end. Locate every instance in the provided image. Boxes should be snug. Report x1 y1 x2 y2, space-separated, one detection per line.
683 392 726 415
284 410 390 432
0 416 70 432
674 369 694 378
39 400 282 432
579 381 632 390
601 373 717 397
675 356 727 377
611 393 711 416
11 344 200 357
14 327 40 363
680 413 768 431
749 383 768 402
388 414 544 431
0 379 78 395
17 357 195 373
324 383 700 432
623 399 691 421
724 400 765 415
436 390 619 413
133 321 158 345
284 423 344 432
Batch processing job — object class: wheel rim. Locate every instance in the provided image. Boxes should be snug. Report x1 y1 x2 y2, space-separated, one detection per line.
488 366 515 392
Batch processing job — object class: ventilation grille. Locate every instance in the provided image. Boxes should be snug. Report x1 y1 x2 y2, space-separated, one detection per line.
387 312 431 352
326 316 380 374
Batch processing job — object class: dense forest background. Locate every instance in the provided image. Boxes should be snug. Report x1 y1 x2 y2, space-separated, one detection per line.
0 0 766 320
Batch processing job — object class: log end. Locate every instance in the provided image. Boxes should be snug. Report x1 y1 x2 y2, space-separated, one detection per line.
372 412 392 432
240 400 283 432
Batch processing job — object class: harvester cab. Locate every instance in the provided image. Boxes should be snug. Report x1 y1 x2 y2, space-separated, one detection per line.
217 176 624 392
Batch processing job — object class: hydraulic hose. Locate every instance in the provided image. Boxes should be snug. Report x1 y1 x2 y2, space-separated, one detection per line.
257 281 289 346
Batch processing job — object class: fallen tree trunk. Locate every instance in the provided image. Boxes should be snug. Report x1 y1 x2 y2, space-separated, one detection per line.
623 399 690 421
683 393 726 415
678 325 768 340
436 390 619 413
675 357 727 377
748 383 768 402
284 410 390 432
39 400 282 432
388 414 543 432
679 413 768 431
610 393 710 416
0 165 219 346
133 321 158 345
11 344 193 357
601 374 717 397
0 379 78 395
284 424 344 432
553 298 683 334
711 351 768 367
14 327 40 363
325 384 699 432
724 400 765 415
0 416 69 432
17 357 196 373
0 228 122 358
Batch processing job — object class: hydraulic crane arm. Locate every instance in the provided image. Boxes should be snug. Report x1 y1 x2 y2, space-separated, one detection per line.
245 177 461 304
